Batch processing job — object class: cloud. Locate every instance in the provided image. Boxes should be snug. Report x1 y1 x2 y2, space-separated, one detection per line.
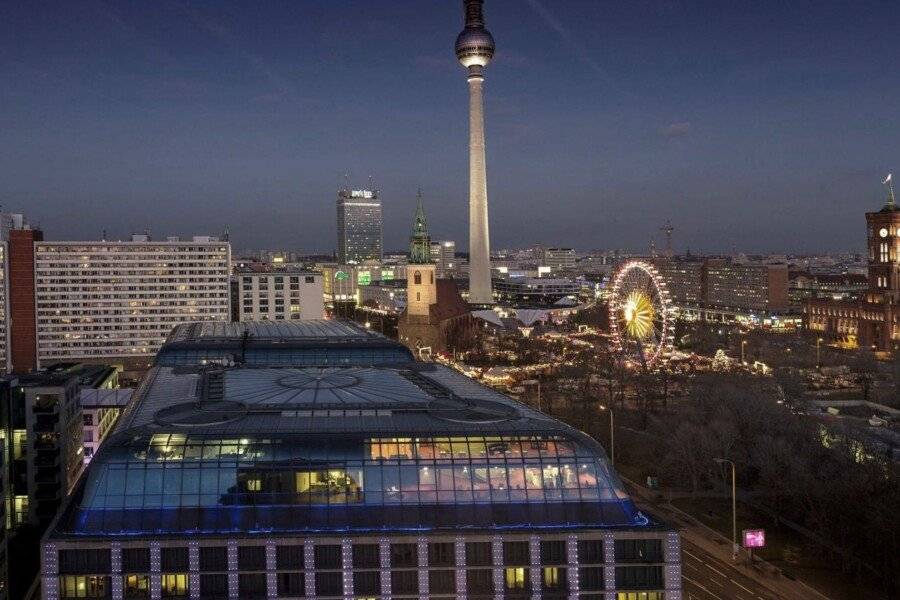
661 121 692 139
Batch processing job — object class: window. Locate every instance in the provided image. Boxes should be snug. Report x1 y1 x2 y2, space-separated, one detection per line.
59 576 110 598
238 546 266 570
616 593 665 600
199 547 227 571
315 572 343 596
276 545 304 570
161 548 188 572
414 271 422 284
352 544 380 568
504 567 528 590
428 542 455 567
503 541 529 565
465 541 492 566
121 548 150 572
540 540 567 564
123 574 149 599
391 570 418 595
615 539 663 563
429 570 455 594
615 566 663 589
466 569 493 594
578 539 605 564
277 572 304 596
199 574 227 599
390 543 417 568
161 573 189 598
353 571 380 595
542 567 567 591
59 549 111 574
314 544 342 569
579 567 605 591
305 276 315 284
238 573 267 599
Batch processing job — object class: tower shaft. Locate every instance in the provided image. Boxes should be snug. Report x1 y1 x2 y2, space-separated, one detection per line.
468 74 492 304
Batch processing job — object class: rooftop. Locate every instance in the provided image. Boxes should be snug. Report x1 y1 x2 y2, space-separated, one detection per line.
50 320 659 539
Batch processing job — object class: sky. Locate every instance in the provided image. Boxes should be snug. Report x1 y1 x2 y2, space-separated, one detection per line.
2 0 899 255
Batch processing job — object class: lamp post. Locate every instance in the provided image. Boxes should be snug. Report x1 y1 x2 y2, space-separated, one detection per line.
600 405 615 465
714 458 738 560
740 339 747 364
816 337 823 368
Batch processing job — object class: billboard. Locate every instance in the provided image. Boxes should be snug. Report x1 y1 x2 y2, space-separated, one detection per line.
742 529 765 548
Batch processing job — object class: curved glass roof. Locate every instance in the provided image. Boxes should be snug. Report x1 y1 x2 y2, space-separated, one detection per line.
57 355 654 537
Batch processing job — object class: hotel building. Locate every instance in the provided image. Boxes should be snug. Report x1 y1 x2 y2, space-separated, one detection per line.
336 189 383 265
40 320 680 599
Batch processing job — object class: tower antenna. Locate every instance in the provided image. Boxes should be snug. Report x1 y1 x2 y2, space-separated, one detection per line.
883 173 895 209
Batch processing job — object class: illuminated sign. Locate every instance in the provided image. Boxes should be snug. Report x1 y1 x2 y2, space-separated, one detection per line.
350 190 374 199
743 529 765 548
272 256 284 263
334 271 349 281
357 270 371 286
381 269 394 281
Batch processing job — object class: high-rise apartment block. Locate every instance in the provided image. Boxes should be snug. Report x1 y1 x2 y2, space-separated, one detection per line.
336 189 383 264
31 238 230 370
539 247 577 272
235 267 324 321
0 244 8 375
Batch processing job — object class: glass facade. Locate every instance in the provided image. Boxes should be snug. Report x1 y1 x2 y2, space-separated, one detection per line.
73 434 640 534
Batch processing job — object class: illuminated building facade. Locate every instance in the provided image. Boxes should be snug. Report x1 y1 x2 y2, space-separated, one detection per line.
32 239 230 370
0 243 8 375
234 267 324 322
41 320 680 599
337 189 383 264
807 188 900 351
430 240 456 277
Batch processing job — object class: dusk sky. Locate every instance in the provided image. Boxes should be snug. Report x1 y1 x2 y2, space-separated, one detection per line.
2 0 899 254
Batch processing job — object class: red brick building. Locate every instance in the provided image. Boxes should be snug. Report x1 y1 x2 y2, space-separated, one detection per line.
806 191 900 352
9 228 41 373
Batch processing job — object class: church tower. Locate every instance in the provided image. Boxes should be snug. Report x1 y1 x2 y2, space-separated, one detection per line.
407 191 437 316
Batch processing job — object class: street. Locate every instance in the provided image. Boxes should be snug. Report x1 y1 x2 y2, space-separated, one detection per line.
682 539 784 600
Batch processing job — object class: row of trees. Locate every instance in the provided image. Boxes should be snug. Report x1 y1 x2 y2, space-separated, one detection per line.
647 374 899 594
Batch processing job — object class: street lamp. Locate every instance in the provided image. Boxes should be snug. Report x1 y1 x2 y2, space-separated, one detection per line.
741 339 747 364
599 405 615 465
816 337 823 368
714 458 738 560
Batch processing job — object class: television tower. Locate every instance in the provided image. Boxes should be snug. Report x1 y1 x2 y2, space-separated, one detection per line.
660 220 674 258
456 0 495 305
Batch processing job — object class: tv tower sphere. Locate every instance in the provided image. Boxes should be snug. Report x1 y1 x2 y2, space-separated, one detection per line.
455 1 495 71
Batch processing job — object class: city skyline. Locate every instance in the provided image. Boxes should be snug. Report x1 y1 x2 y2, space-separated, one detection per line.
3 1 900 254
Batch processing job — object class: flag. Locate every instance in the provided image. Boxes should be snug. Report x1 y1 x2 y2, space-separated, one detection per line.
884 173 893 185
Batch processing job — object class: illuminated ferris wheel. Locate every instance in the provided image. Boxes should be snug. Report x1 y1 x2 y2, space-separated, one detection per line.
608 260 674 366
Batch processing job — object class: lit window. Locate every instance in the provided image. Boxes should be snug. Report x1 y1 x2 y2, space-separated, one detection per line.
161 573 188 597
505 567 527 590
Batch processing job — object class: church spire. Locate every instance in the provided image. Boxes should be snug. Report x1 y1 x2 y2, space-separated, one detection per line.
409 189 432 264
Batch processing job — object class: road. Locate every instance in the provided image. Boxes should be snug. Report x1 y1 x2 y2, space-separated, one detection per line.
682 539 783 600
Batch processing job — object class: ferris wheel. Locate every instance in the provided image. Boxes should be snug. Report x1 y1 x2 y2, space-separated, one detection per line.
608 260 674 366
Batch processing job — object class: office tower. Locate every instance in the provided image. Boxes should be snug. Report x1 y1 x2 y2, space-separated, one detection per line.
456 0 495 304
31 238 230 372
539 248 576 272
234 267 324 321
430 240 456 277
702 260 789 313
41 320 680 599
336 188 383 264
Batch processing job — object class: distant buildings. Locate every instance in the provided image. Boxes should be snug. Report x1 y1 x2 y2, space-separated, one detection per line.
493 277 580 307
807 186 900 351
234 266 324 321
538 247 576 272
651 257 789 323
336 188 383 264
430 240 456 277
